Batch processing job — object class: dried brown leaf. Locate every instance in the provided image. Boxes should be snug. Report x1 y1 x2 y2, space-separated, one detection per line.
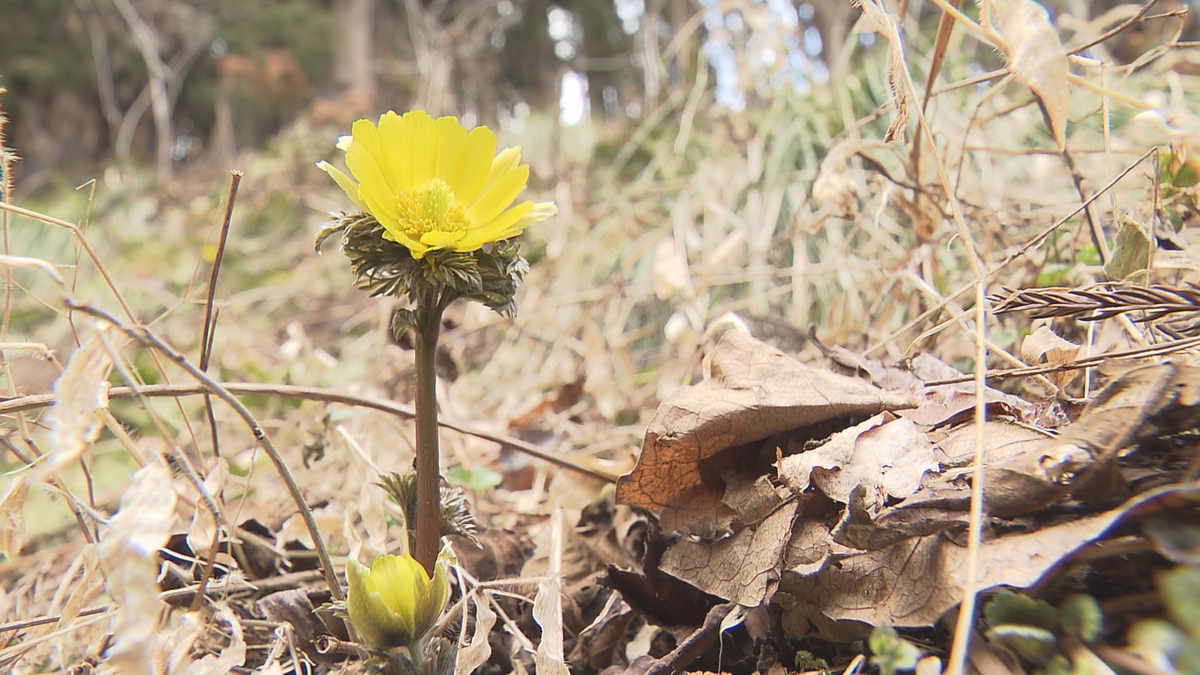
1057 361 1200 459
0 480 29 558
659 500 799 606
901 353 1038 426
186 606 246 674
1021 326 1080 389
186 459 227 558
28 330 112 484
456 590 498 675
988 0 1069 150
616 331 913 515
98 461 178 675
778 412 939 504
783 505 1121 631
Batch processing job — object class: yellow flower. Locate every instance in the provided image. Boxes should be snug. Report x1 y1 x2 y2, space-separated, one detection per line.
318 110 556 259
346 553 450 651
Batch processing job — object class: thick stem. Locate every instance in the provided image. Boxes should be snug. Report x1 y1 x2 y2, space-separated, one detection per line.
413 304 445 576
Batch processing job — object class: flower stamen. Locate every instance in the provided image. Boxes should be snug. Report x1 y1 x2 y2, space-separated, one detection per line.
396 178 468 240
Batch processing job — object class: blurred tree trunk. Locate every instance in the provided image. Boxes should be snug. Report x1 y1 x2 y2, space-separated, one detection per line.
502 0 558 113
810 0 854 75
666 0 700 91
572 0 631 119
334 0 377 109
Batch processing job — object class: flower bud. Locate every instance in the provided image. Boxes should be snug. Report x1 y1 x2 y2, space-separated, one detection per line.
347 553 450 651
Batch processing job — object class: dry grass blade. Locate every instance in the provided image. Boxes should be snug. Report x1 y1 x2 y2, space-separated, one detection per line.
533 509 568 675
853 0 910 143
991 283 1200 329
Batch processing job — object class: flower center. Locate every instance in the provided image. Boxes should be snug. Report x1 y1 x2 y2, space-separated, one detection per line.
396 178 468 239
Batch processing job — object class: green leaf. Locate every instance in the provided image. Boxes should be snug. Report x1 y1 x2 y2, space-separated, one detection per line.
1039 654 1071 675
984 591 1059 633
1159 565 1200 637
1127 617 1187 658
985 624 1058 664
1059 594 1103 642
869 625 922 675
392 309 417 342
447 466 503 492
1104 215 1153 281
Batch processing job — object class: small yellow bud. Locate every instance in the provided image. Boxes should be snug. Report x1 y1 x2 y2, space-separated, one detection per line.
346 553 450 651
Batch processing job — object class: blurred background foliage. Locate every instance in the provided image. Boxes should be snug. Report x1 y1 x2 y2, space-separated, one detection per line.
2 0 1190 187
0 0 1195 412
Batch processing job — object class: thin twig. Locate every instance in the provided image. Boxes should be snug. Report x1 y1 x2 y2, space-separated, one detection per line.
199 170 243 459
0 382 620 484
641 602 735 675
1068 0 1162 55
61 299 346 602
921 333 1200 387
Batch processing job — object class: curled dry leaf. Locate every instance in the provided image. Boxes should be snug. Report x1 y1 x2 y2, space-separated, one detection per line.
186 458 228 558
533 578 569 675
186 605 247 675
988 0 1069 150
1055 361 1200 460
1020 325 1080 390
812 140 861 220
1104 215 1154 282
455 590 498 675
27 329 112 485
615 331 913 519
651 235 691 301
56 544 102 633
97 461 178 675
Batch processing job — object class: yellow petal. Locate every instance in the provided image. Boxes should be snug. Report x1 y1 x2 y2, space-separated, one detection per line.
465 162 529 226
377 111 414 192
475 147 523 207
405 111 438 187
456 201 533 251
370 555 421 632
434 116 468 188
486 200 557 241
349 117 400 195
451 126 498 205
420 229 467 249
346 138 401 225
381 223 429 258
316 161 369 212
348 557 414 650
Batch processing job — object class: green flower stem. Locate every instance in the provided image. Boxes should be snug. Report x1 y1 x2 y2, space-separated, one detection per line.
413 301 447 576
